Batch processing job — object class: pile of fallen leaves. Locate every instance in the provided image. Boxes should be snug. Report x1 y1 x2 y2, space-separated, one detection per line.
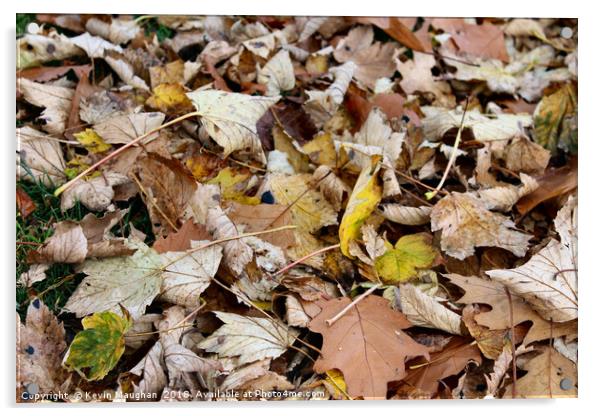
16 15 577 402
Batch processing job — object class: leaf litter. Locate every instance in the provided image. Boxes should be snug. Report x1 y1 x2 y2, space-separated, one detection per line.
16 14 577 402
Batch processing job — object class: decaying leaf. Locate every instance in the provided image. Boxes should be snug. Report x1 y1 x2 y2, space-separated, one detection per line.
257 49 295 97
375 234 439 284
17 126 66 186
534 83 577 155
61 171 130 212
309 295 429 399
431 192 532 260
198 312 298 365
92 112 165 144
206 206 253 276
63 310 132 381
379 204 432 226
18 78 74 135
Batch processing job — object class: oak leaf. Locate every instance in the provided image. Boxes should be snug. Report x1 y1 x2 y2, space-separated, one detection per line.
308 295 429 399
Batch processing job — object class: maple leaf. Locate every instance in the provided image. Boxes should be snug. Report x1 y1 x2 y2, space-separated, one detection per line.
308 295 429 399
146 83 193 114
487 196 577 322
198 312 298 365
92 112 165 144
63 310 132 381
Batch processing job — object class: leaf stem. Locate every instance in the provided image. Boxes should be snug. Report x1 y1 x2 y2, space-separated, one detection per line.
272 244 340 278
325 284 381 326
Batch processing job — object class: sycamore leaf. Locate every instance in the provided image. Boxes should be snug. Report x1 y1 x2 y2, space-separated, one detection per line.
18 78 74 135
92 112 165 144
486 196 577 322
17 299 69 393
430 192 532 260
60 171 130 212
198 312 298 365
146 83 193 114
27 221 87 264
19 264 49 287
396 51 452 103
258 49 295 97
73 128 112 153
17 126 66 186
64 242 164 319
394 283 462 334
534 83 577 155
63 310 132 381
503 347 577 398
339 157 382 257
375 233 439 283
70 32 123 58
308 295 429 399
186 89 280 163
227 202 296 250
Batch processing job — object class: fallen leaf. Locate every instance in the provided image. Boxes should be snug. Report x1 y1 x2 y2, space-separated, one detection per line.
187 89 280 163
198 312 297 365
207 167 260 205
18 78 74 135
445 274 577 345
503 346 577 398
355 17 429 52
375 234 439 283
93 112 165 144
394 283 462 334
17 126 66 186
149 60 185 89
431 192 532 260
487 196 577 322
533 83 577 155
503 136 551 175
16 187 36 219
86 17 141 44
153 218 211 253
206 206 253 276
339 157 382 257
17 299 69 393
127 341 166 397
64 242 164 319
475 173 539 212
104 55 150 90
63 310 132 381
146 83 193 114
396 52 452 103
17 31 82 69
379 204 432 226
258 49 295 97
73 128 112 153
61 171 130 212
308 295 429 399
313 165 350 211
462 305 508 359
432 19 508 61
227 202 296 250
70 32 123 58
27 221 87 264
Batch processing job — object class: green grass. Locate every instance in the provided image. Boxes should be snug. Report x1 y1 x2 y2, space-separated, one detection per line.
16 13 35 36
142 17 175 42
16 176 156 319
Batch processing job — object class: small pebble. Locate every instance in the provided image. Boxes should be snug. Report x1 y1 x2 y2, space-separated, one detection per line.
560 378 573 390
561 27 573 39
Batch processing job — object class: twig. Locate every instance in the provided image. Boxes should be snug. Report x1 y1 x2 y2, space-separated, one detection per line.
425 96 471 200
505 287 517 399
325 284 381 326
54 111 202 197
272 244 340 278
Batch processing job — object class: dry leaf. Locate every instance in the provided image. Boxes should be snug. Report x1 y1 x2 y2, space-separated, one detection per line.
18 78 74 135
104 55 150 90
206 206 253 276
487 196 577 322
93 112 165 144
396 52 452 103
17 126 66 186
70 32 123 58
86 17 141 44
27 221 87 264
309 295 429 399
61 171 130 211
17 31 83 69
431 192 532 260
258 49 295 96
379 204 432 225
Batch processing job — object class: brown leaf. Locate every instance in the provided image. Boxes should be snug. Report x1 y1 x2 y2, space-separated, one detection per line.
432 19 508 62
17 299 69 396
227 202 296 250
17 64 90 83
462 305 508 360
394 337 481 398
65 65 101 140
16 187 36 219
153 218 211 254
503 346 577 398
354 17 429 52
308 295 429 399
136 155 197 235
256 100 318 151
27 221 87 264
504 136 551 175
516 159 577 215
445 274 577 345
206 206 253 276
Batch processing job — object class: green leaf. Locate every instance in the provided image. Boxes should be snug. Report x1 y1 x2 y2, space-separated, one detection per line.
534 83 577 155
63 310 132 381
374 233 438 284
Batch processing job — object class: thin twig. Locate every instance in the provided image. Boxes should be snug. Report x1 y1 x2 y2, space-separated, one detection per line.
505 287 517 399
54 111 202 197
325 284 381 326
425 95 471 200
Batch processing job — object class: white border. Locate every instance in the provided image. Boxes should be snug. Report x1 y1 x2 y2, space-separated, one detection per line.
3 1 599 415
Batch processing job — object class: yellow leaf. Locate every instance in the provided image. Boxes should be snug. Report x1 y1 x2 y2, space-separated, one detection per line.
339 156 382 257
323 370 351 400
63 310 132 381
146 83 193 113
374 233 439 284
73 129 111 154
302 132 338 167
273 126 310 173
208 167 260 205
